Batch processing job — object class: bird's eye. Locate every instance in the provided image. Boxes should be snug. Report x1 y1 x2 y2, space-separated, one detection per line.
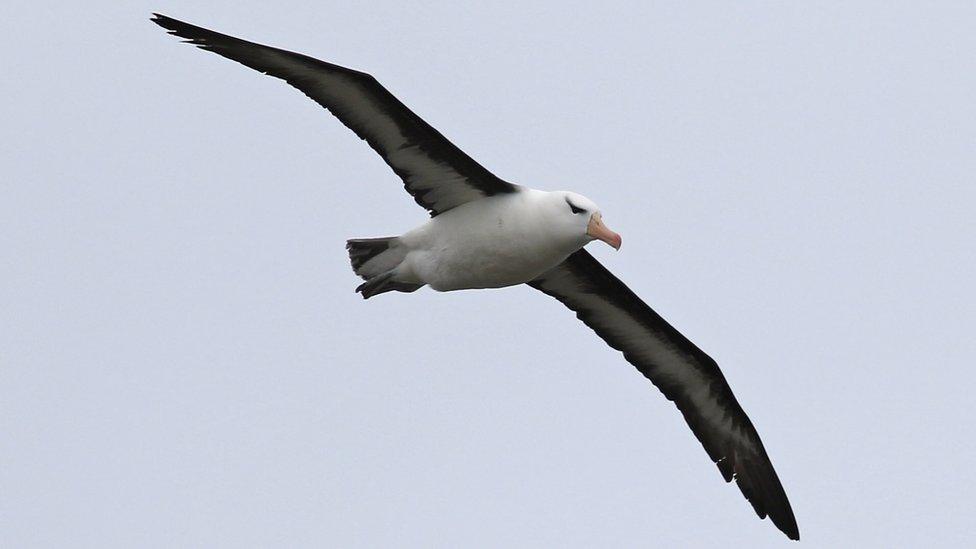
566 199 585 215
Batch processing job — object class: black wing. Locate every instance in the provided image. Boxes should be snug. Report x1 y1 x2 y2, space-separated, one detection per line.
529 250 799 540
152 14 518 216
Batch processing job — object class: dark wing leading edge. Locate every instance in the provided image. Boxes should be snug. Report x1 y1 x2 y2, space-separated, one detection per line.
151 14 518 216
529 250 799 540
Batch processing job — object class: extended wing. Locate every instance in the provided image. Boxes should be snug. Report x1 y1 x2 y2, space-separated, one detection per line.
152 14 518 216
529 249 799 540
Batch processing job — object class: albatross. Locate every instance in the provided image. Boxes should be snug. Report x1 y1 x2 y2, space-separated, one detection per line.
153 14 799 540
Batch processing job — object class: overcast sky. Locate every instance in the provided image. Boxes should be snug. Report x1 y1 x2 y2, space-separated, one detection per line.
3 2 975 547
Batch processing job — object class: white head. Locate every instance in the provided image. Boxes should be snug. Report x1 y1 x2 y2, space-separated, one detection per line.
543 191 622 251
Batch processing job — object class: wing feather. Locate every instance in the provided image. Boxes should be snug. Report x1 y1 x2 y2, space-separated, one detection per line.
529 250 799 540
152 14 518 215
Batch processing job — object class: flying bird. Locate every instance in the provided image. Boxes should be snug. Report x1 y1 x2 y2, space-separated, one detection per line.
152 14 799 540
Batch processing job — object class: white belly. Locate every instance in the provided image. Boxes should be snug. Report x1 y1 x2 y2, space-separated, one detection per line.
398 192 584 291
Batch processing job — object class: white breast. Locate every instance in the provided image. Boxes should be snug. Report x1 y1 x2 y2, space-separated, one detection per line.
398 190 583 291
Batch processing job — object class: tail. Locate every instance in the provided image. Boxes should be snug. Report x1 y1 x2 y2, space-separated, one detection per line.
347 237 397 276
346 237 423 299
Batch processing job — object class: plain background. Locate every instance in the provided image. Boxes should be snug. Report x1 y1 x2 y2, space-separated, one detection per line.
3 2 975 547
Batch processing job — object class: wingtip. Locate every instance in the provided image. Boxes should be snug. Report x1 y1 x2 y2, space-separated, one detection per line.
150 13 195 36
150 13 178 33
770 503 800 541
781 513 800 541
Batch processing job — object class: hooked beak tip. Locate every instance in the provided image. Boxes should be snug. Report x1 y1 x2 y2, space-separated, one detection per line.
587 214 622 251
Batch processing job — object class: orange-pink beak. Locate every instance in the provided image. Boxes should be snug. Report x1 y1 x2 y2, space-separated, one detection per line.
587 213 622 250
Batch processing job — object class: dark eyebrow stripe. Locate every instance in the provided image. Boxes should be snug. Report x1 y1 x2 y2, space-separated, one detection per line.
565 197 585 213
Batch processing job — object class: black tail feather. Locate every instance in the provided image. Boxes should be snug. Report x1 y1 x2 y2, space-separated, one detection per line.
347 237 422 298
347 237 395 275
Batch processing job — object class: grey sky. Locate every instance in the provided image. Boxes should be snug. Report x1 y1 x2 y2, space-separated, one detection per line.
2 2 975 547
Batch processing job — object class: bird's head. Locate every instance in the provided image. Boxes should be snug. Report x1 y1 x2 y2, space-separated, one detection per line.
550 191 622 251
